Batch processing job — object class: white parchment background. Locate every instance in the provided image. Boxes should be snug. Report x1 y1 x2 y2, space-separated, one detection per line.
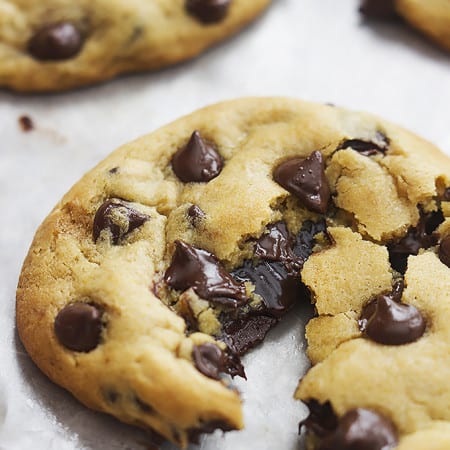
1 0 449 449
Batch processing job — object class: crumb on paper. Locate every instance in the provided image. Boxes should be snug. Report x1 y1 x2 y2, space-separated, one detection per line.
18 115 34 132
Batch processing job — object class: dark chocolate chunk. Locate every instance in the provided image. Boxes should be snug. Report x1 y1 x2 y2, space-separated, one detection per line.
28 22 83 61
337 132 389 157
359 0 397 19
273 151 330 214
319 408 398 450
172 131 223 183
439 235 450 268
192 343 226 380
255 221 297 265
188 419 236 444
93 199 149 245
223 314 278 355
359 281 426 345
54 303 103 352
388 210 443 273
165 241 247 308
187 204 206 227
299 400 338 438
18 115 34 132
185 0 231 24
232 220 324 317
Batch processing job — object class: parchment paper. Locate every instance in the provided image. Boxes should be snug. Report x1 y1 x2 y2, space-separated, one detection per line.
1 1 449 449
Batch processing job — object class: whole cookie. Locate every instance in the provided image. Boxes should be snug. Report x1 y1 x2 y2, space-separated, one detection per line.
0 0 270 92
360 0 450 51
16 98 450 448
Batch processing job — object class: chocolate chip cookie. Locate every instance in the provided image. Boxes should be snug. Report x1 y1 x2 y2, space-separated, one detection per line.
16 98 450 448
360 0 450 51
0 0 270 92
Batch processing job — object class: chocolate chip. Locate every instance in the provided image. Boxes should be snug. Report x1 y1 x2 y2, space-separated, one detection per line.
172 131 223 183
192 343 226 380
165 241 247 307
28 22 83 61
337 133 389 157
93 199 149 245
187 205 206 227
222 314 278 355
388 210 443 273
103 388 119 404
108 167 119 175
359 0 398 19
273 151 330 214
18 115 34 132
188 419 235 444
185 0 231 24
54 303 103 352
319 408 398 450
439 235 450 267
359 282 426 345
299 400 338 438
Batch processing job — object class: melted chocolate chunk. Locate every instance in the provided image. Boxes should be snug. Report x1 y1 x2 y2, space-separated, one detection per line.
299 400 338 438
165 241 247 307
273 151 330 214
232 220 324 317
439 235 450 268
93 199 149 245
188 419 235 444
18 115 34 132
223 314 278 355
28 22 83 61
185 0 231 24
187 204 206 227
54 303 103 352
319 408 398 450
172 131 223 183
388 210 443 273
337 133 389 157
359 0 397 19
255 221 298 266
359 282 426 345
193 343 226 380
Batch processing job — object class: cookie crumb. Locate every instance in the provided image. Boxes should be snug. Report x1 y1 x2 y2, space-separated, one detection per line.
18 115 34 132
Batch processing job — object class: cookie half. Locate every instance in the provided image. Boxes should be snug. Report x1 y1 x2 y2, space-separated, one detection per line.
16 98 450 448
0 0 271 92
360 0 450 51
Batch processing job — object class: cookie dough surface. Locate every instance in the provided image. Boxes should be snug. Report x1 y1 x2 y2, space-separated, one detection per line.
16 98 450 448
360 0 450 51
0 0 271 92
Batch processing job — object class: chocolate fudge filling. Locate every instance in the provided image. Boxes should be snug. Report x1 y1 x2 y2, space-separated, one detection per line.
28 22 84 61
54 303 103 352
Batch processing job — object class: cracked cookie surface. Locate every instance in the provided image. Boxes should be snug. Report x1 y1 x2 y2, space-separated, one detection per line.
0 0 270 92
16 98 450 448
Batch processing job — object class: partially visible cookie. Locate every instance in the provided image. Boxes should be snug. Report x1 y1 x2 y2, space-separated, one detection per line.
16 98 450 448
360 0 450 52
0 0 271 92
